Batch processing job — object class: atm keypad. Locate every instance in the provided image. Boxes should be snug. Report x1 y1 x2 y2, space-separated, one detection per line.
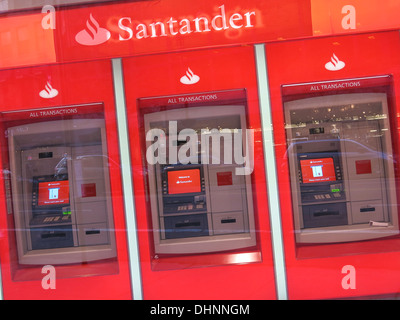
313 194 330 200
42 215 71 223
313 193 339 200
177 204 204 211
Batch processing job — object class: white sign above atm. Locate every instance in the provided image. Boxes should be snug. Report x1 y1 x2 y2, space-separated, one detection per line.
282 76 392 96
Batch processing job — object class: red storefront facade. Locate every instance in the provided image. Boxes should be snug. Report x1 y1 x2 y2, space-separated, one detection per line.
0 0 400 300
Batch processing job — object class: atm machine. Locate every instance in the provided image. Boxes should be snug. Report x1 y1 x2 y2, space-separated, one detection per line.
7 118 116 265
145 105 256 254
285 92 399 243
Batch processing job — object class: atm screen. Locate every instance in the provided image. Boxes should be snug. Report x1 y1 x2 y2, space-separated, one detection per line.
38 180 70 206
168 169 201 194
300 158 336 184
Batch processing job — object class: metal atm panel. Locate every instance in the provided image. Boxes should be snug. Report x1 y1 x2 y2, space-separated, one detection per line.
8 119 116 265
145 105 256 255
285 93 399 243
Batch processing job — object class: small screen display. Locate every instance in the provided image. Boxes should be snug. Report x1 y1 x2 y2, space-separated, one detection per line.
38 180 69 206
300 158 336 184
168 169 201 194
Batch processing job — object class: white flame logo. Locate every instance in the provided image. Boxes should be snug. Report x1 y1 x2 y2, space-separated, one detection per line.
75 14 111 46
39 81 58 99
325 53 345 71
180 68 200 85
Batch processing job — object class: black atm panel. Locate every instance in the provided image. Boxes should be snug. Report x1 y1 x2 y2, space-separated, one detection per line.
164 214 209 239
30 225 74 250
302 202 348 228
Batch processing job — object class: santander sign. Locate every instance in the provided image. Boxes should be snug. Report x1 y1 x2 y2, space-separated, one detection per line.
75 13 111 45
75 5 256 46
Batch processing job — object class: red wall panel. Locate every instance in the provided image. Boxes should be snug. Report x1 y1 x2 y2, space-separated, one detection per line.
0 60 132 299
123 46 277 299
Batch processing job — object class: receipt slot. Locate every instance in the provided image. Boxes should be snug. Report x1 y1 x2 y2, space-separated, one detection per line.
8 118 116 265
285 92 399 243
145 104 256 254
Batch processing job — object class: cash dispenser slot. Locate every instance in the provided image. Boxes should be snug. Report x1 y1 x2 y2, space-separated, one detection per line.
221 218 237 224
302 202 348 228
360 207 376 213
164 214 209 239
85 229 101 235
30 225 74 250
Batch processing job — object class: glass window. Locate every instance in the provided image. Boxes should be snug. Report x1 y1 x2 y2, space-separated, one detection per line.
141 91 257 263
284 90 398 246
1 104 118 278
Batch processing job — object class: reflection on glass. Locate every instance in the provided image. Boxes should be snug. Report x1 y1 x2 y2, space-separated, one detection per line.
284 93 399 245
144 103 257 257
5 110 116 266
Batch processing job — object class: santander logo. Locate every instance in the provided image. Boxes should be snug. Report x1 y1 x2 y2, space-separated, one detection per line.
325 53 345 71
75 14 111 46
39 81 58 99
180 68 200 85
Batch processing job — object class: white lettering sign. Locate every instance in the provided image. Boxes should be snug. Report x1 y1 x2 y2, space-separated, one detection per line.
116 5 255 41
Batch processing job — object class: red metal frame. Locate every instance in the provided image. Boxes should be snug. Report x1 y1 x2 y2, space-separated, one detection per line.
123 46 277 299
266 31 400 299
0 60 132 299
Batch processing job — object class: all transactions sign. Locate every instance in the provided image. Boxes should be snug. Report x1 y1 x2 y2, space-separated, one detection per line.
53 0 312 62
